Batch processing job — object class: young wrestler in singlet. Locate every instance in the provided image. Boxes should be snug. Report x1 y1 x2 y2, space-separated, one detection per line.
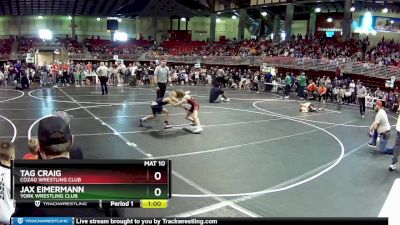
171 90 203 133
140 89 186 128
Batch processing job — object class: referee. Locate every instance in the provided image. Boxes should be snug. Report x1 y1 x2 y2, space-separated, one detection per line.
357 82 367 118
96 62 110 95
154 59 170 98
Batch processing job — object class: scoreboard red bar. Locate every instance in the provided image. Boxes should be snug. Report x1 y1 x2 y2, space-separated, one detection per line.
14 168 168 184
12 160 171 202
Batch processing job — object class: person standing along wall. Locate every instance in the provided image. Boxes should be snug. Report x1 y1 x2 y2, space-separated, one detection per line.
284 73 291 99
0 69 4 86
349 80 356 103
297 72 307 99
116 61 127 87
14 60 22 83
357 82 367 118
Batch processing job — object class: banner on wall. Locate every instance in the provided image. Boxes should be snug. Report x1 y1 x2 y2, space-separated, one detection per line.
374 17 400 33
261 63 271 74
385 76 396 88
356 15 400 34
26 53 34 63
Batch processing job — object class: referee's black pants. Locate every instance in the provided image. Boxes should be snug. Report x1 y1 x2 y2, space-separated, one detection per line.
157 82 167 98
358 97 365 115
99 76 108 95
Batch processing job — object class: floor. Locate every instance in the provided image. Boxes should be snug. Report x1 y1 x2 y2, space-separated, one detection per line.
0 85 399 217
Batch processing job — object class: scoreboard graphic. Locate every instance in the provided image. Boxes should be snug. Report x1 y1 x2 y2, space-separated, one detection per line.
12 160 171 208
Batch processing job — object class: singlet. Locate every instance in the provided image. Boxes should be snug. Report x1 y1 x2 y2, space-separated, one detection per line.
187 98 198 107
154 98 168 107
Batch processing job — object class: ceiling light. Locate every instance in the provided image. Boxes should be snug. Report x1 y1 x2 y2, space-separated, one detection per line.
231 15 237 20
382 8 388 13
118 18 122 22
350 7 355 12
216 18 221 23
38 15 43 19
261 12 268 17
327 18 333 23
181 17 186 21
315 7 321 13
97 17 101 21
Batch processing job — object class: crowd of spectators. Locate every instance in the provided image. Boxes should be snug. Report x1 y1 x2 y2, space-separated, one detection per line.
362 38 400 67
149 35 400 68
0 38 13 55
152 35 364 60
84 37 152 57
64 38 84 55
6 33 400 68
17 37 42 55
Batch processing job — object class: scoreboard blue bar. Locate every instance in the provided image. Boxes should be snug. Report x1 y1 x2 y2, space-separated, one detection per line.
11 217 73 225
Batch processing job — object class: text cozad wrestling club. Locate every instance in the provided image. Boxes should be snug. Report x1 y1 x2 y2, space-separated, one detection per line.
19 170 81 183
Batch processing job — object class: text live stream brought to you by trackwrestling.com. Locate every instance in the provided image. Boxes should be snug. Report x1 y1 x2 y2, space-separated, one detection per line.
9 217 388 225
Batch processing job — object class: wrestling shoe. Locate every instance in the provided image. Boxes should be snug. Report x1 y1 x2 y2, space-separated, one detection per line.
164 124 173 129
139 118 144 127
368 143 377 148
362 115 365 119
193 126 203 133
284 96 289 99
225 98 230 102
221 97 226 101
389 164 397 171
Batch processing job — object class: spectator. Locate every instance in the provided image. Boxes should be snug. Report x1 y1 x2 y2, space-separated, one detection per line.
23 138 39 160
209 82 230 103
307 81 317 100
0 69 4 86
53 111 83 160
13 117 102 217
318 84 327 102
264 72 272 92
349 80 356 103
0 142 15 225
343 87 352 104
116 61 127 87
357 82 367 118
284 73 291 99
297 72 307 99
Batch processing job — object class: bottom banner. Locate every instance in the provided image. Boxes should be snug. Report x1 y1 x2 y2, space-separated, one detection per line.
11 217 388 225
